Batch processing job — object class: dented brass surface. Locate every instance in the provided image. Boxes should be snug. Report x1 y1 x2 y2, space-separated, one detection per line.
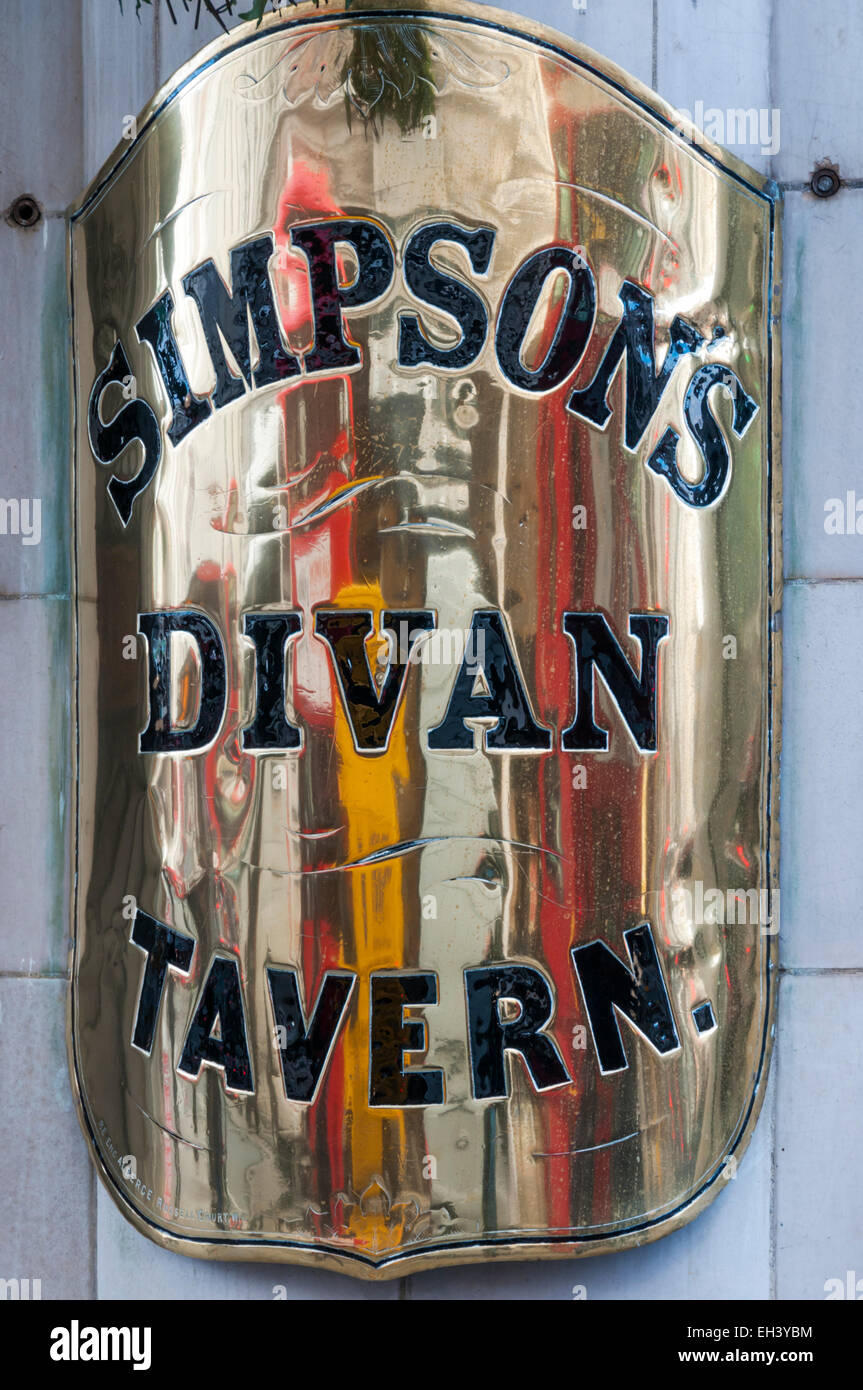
68 0 780 1277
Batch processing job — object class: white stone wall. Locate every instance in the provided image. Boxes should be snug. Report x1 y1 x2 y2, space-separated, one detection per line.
1 0 860 1300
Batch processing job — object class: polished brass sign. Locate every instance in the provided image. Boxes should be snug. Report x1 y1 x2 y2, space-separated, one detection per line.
68 0 780 1277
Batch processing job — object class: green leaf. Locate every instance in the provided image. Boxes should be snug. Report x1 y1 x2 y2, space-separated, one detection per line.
238 0 269 23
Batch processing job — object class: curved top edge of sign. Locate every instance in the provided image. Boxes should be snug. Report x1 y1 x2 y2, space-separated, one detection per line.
68 0 781 222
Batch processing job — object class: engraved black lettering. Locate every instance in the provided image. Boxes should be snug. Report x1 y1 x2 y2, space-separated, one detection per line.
138 610 227 753
267 968 356 1103
561 611 669 752
398 220 494 369
369 972 444 1107
242 611 303 751
427 610 552 751
87 340 162 526
135 290 210 444
290 218 395 373
130 908 195 1054
571 921 680 1074
566 280 702 446
496 246 595 392
182 234 301 407
315 609 434 752
647 361 759 507
465 963 570 1099
178 955 254 1094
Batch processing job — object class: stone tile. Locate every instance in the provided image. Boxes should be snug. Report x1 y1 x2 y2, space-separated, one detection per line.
782 190 863 581
0 598 71 975
0 0 83 212
155 2 236 88
656 0 774 174
0 216 72 599
478 0 654 88
82 0 157 187
411 1071 775 1299
774 0 863 184
0 979 93 1298
780 582 863 968
775 972 863 1299
96 1186 401 1300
